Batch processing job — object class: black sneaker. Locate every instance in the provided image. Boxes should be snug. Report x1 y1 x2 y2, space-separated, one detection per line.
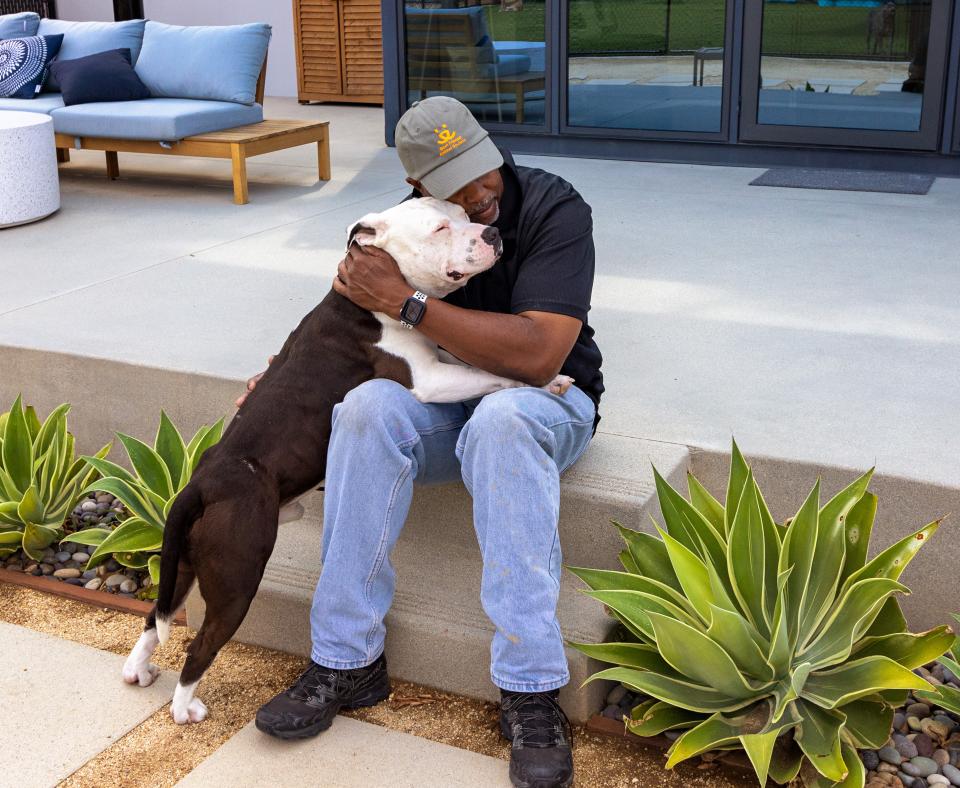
255 654 390 740
500 690 574 788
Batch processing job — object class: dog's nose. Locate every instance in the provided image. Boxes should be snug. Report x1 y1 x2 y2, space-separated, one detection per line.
481 226 500 246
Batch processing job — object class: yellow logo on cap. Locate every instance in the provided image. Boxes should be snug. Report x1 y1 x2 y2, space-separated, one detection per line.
434 123 465 157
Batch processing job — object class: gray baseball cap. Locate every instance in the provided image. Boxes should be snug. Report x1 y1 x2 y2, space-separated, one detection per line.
395 96 504 200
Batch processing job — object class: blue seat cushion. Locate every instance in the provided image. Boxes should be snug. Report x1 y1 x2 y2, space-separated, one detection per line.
49 97 263 141
0 11 40 38
0 92 63 113
38 18 146 92
134 21 270 105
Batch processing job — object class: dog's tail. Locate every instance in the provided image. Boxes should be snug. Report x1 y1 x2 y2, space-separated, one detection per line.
155 483 204 644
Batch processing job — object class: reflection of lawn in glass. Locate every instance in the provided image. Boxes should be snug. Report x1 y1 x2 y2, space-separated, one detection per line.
484 1 914 57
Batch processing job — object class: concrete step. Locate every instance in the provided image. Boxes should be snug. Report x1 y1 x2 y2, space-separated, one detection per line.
186 433 690 722
177 716 510 788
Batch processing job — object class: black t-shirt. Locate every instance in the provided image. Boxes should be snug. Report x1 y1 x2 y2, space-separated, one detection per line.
419 149 604 425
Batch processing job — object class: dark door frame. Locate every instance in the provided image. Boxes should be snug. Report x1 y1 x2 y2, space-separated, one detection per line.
739 0 952 151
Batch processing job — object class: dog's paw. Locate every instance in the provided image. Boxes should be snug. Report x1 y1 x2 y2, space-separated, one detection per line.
544 375 575 396
171 697 209 725
122 660 160 688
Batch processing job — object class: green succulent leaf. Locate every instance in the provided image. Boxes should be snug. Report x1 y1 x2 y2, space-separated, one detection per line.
148 554 161 585
740 704 803 787
838 491 877 586
841 519 943 593
62 527 110 547
647 611 758 699
585 589 701 641
0 530 24 547
17 484 45 525
83 477 164 530
2 395 33 494
117 433 173 500
88 517 163 565
567 641 675 674
625 701 704 736
724 439 750 537
778 480 821 650
768 735 805 786
686 472 725 536
850 627 956 670
114 551 152 569
566 565 697 617
838 697 894 749
793 700 847 782
586 667 752 713
187 418 224 474
155 411 188 491
802 655 929 709
915 684 960 716
614 522 681 591
21 522 58 561
81 456 137 486
864 597 908 638
706 604 774 682
727 472 771 637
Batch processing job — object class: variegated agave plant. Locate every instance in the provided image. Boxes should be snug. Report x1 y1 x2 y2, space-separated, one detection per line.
915 614 960 716
0 396 109 560
570 442 954 788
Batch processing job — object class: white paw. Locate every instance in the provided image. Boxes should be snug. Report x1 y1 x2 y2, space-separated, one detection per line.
122 660 160 687
171 697 208 725
544 375 575 396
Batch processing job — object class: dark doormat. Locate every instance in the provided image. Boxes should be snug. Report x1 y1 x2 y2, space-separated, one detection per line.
750 168 935 195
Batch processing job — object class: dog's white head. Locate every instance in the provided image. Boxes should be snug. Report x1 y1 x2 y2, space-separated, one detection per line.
346 198 503 298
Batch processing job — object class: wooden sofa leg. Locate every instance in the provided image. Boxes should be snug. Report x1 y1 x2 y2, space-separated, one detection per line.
56 147 70 164
317 130 331 181
231 144 249 205
105 151 120 180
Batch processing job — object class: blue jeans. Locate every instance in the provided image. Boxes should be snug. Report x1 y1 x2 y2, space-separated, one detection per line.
309 379 596 692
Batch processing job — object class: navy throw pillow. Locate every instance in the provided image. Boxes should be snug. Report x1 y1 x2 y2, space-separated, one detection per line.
0 34 63 99
49 48 150 106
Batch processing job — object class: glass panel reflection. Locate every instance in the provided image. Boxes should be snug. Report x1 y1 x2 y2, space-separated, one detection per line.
567 0 727 133
757 0 932 132
404 0 546 126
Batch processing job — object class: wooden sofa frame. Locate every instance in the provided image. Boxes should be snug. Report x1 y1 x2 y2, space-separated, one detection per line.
54 57 332 204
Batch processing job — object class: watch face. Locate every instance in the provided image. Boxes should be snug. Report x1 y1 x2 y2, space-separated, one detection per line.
402 297 426 324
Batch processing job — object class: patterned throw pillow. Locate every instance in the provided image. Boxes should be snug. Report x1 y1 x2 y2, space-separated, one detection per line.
0 34 63 99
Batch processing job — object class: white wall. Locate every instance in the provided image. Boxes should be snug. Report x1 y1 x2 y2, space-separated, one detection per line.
53 0 299 97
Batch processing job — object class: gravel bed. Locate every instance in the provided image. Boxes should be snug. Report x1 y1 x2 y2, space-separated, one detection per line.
599 660 960 786
1 491 153 600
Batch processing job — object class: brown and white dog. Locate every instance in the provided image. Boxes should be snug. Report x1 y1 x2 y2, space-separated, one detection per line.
120 198 573 724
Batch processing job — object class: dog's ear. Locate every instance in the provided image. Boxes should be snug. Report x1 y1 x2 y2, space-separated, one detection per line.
345 217 381 251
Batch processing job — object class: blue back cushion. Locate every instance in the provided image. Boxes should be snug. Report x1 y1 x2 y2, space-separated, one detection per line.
0 34 62 99
50 48 150 106
134 21 271 106
0 11 40 38
38 18 147 92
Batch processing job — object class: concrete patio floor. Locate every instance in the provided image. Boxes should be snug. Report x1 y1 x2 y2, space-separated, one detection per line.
1 96 958 487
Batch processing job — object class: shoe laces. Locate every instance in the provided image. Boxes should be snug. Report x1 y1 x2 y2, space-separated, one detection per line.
291 662 342 702
505 692 570 748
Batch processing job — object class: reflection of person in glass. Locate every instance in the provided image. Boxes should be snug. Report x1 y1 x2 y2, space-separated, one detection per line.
901 5 930 95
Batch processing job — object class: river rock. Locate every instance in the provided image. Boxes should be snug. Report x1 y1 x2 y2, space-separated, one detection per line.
925 720 953 743
53 568 81 579
910 704 934 719
601 704 621 720
899 739 921 759
882 747 905 765
928 776 950 786
900 772 916 787
54 551 71 563
911 758 940 778
941 764 960 785
881 763 903 774
84 578 103 590
80 500 97 512
917 735 937 758
935 751 951 767
72 552 89 564
911 717 925 732
39 563 54 575
104 573 127 589
81 569 97 580
606 685 627 706
119 579 137 593
863 751 881 770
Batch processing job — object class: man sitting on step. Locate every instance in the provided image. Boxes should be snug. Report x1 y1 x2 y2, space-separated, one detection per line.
247 96 604 788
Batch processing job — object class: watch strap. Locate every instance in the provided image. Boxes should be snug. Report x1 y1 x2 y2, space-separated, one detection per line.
400 291 428 329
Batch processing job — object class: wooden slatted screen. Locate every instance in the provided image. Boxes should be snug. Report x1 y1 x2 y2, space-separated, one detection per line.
295 0 343 98
340 0 383 99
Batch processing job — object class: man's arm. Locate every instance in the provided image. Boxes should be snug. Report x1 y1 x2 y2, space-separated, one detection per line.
333 244 581 387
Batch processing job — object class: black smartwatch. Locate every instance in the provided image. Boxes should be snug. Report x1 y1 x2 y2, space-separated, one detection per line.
400 291 428 329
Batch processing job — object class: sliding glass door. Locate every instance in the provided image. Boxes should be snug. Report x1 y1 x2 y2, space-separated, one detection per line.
739 0 952 149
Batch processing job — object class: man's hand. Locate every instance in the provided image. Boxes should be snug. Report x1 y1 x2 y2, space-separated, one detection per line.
235 355 274 408
332 244 412 318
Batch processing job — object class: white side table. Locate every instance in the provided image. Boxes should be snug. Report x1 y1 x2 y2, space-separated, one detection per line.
0 111 60 228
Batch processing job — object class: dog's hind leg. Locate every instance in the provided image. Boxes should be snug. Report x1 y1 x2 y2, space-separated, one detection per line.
123 561 196 688
170 493 278 724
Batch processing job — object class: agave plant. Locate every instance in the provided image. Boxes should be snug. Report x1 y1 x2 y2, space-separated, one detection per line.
66 411 224 579
570 442 955 788
0 396 109 561
915 614 960 716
